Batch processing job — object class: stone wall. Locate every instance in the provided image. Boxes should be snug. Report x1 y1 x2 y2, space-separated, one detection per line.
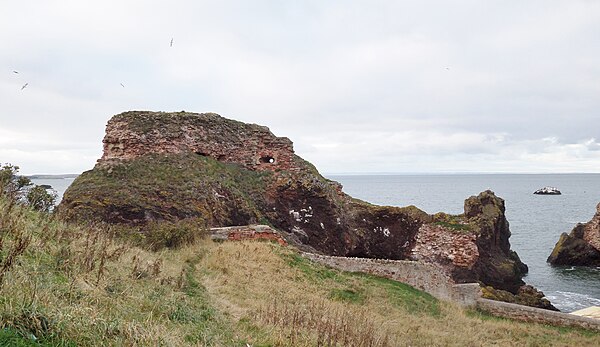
300 252 481 306
300 253 600 330
476 298 600 331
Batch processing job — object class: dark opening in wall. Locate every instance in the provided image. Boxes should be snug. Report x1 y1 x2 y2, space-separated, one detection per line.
259 156 275 164
195 152 208 156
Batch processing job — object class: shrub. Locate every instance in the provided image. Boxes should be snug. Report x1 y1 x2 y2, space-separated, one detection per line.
26 186 57 212
143 218 206 251
0 164 31 200
0 163 57 212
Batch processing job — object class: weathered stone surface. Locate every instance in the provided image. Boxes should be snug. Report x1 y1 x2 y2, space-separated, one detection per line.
461 191 528 293
548 212 600 267
60 111 538 305
100 111 298 172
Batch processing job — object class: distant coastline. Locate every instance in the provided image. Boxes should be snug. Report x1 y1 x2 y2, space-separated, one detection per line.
27 174 79 179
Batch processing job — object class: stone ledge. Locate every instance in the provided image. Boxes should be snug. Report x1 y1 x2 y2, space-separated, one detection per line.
476 298 600 331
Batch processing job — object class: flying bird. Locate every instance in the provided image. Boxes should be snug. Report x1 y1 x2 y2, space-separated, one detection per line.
120 83 125 88
170 38 173 47
21 83 28 90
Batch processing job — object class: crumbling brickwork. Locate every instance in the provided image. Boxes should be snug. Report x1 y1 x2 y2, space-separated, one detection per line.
210 225 287 246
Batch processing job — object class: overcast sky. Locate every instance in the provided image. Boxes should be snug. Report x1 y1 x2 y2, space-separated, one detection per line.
1 1 599 174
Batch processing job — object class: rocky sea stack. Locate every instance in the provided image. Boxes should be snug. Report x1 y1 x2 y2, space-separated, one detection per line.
59 111 550 307
534 187 561 195
548 203 600 266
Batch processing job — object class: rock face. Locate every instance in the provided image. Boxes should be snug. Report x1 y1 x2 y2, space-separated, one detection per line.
548 203 600 266
60 111 541 305
101 111 298 172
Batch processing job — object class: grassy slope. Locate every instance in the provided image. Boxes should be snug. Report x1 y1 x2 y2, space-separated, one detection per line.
1 198 600 346
60 153 271 225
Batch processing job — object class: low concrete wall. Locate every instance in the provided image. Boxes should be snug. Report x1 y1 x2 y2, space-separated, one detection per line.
477 298 600 331
301 253 480 306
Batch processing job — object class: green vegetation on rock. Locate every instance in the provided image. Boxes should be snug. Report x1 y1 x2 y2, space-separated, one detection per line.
59 153 271 226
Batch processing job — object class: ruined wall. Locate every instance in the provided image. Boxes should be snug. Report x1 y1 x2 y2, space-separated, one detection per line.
300 252 481 306
209 225 288 246
100 111 299 172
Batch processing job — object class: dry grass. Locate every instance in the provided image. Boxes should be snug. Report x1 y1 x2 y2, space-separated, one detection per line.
200 241 600 347
1 195 599 346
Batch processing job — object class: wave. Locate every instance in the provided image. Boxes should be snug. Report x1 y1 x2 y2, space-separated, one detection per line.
545 291 600 312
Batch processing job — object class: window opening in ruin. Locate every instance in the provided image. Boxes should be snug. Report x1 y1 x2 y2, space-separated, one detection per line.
260 156 275 164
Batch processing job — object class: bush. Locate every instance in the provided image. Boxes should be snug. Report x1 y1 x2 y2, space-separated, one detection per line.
0 164 31 200
26 186 57 213
143 218 206 251
0 164 57 212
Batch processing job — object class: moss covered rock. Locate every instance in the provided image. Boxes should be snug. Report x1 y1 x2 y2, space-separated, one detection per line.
548 225 600 266
481 285 557 311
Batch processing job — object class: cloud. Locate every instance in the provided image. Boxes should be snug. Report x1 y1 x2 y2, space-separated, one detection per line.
0 1 599 174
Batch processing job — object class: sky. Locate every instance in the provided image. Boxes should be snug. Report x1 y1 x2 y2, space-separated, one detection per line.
1 0 599 174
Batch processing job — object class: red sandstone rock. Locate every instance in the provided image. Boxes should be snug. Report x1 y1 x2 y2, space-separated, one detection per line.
548 203 600 266
61 111 531 301
100 111 298 172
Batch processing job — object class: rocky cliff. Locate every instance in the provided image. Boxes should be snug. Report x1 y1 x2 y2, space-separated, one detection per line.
60 111 544 305
548 203 600 266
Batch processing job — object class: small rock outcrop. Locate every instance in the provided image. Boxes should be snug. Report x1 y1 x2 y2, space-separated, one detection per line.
59 111 546 307
481 285 557 311
548 203 600 266
534 187 561 195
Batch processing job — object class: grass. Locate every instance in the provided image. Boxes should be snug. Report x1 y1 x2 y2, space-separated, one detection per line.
58 152 271 227
433 221 472 231
2 195 600 345
432 212 473 232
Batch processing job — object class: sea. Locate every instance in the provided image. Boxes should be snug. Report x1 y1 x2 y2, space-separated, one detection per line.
34 173 600 313
327 174 600 313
